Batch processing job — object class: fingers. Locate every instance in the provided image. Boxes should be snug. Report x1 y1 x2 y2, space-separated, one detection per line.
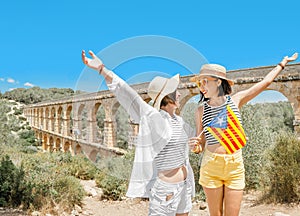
89 50 97 59
81 50 87 64
193 137 202 142
189 137 203 154
188 137 202 149
192 144 202 154
285 52 298 62
293 52 298 59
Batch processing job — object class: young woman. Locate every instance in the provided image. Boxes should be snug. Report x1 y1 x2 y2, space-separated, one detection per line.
189 53 298 216
82 50 196 216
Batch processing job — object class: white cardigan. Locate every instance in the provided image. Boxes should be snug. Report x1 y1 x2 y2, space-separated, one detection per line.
107 73 195 198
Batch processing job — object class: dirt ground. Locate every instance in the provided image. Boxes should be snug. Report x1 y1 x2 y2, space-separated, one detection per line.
1 180 299 216
80 181 300 216
80 197 300 216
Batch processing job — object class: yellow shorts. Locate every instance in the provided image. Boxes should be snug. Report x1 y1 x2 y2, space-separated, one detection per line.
199 149 245 190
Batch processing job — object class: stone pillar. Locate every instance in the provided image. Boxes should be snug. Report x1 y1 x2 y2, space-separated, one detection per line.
40 116 44 130
38 113 41 129
44 114 47 130
45 116 49 131
128 121 139 149
30 114 33 126
66 119 71 137
61 117 68 137
54 115 59 134
72 118 81 139
70 141 76 156
44 109 49 130
104 120 116 147
42 136 48 152
34 110 38 127
50 116 55 132
87 120 97 143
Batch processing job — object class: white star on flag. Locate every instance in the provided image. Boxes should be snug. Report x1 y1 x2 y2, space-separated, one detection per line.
216 116 226 127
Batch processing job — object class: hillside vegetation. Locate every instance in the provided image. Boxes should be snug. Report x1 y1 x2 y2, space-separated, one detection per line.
2 87 75 104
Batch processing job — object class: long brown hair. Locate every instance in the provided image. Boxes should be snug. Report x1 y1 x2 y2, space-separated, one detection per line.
218 78 232 96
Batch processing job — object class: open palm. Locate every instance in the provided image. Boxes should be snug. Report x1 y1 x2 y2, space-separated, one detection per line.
81 50 103 71
285 52 298 62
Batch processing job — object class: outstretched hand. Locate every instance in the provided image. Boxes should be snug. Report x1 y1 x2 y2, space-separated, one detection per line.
81 50 103 71
284 52 298 63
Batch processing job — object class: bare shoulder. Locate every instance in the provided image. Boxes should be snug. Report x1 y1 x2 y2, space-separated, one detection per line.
195 104 205 125
231 91 247 109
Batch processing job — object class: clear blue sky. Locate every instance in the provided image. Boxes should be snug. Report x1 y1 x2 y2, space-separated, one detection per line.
1 0 299 102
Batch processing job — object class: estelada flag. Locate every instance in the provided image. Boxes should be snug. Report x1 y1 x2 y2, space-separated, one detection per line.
207 105 246 154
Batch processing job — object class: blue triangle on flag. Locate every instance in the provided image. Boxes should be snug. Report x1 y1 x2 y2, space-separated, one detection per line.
207 106 228 129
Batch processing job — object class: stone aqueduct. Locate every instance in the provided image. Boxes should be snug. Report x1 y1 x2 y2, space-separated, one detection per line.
24 63 300 161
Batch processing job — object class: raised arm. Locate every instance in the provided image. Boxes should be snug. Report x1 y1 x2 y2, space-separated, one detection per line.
82 50 152 122
232 53 298 108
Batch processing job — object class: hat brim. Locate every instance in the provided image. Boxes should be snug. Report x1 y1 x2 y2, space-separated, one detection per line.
190 74 234 86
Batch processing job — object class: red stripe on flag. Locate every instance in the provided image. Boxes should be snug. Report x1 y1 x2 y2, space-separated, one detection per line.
211 127 234 153
228 111 242 131
228 111 246 146
228 123 245 146
223 129 239 150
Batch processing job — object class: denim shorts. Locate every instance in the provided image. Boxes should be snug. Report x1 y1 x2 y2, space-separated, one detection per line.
199 149 245 190
148 176 192 216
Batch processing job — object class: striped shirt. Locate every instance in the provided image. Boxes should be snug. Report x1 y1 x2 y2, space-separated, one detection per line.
154 112 188 171
202 96 243 145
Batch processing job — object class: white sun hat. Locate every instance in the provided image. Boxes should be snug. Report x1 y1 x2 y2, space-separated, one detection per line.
147 74 180 110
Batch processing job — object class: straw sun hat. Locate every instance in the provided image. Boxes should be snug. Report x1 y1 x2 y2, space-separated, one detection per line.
148 74 180 110
190 64 234 86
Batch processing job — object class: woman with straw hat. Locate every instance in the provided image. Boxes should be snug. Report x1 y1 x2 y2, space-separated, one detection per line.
189 52 298 216
82 50 196 216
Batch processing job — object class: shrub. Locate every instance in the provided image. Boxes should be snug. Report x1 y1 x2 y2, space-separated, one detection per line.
0 155 32 208
261 132 300 203
49 175 85 212
67 154 99 180
96 172 128 200
0 155 18 207
13 107 23 115
95 151 134 200
18 130 37 146
21 152 87 213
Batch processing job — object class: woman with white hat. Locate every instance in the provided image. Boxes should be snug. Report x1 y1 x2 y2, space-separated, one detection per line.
82 50 196 216
189 52 298 216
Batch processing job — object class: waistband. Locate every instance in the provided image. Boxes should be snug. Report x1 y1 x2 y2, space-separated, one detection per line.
156 176 188 188
204 149 243 159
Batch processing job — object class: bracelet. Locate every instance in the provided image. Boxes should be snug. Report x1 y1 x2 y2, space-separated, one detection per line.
278 62 285 70
99 64 105 74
